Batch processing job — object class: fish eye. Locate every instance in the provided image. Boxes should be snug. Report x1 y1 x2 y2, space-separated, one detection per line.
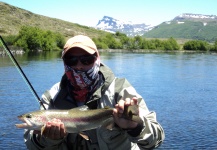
26 114 32 118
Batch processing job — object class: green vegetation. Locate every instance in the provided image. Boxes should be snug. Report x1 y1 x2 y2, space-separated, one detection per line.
93 32 180 51
0 2 109 39
210 41 217 52
1 2 217 52
15 26 65 51
2 27 217 52
2 26 65 51
144 21 217 42
1 1 217 52
183 40 209 51
182 39 217 51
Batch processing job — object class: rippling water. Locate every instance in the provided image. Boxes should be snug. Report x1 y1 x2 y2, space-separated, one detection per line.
0 51 217 149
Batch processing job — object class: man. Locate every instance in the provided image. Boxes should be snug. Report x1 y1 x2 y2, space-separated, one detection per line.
24 35 165 149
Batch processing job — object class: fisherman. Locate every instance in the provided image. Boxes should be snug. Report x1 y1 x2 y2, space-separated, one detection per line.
24 35 165 149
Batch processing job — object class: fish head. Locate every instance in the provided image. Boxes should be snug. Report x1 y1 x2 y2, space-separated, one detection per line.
15 110 47 130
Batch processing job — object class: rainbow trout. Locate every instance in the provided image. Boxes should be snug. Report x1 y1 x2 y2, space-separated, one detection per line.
15 105 139 133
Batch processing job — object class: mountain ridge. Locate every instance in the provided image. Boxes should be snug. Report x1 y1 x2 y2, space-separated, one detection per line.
173 13 217 21
95 16 154 36
0 2 108 38
1 1 217 42
143 13 217 42
94 13 217 41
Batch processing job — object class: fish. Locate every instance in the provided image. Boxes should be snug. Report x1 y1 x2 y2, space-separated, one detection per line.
15 105 140 133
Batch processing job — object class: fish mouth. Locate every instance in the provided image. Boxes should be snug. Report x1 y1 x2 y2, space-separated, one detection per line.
15 123 30 128
15 116 33 128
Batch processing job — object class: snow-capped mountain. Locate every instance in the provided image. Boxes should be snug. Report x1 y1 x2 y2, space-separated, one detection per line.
173 13 217 21
145 13 217 42
161 13 217 26
95 14 217 37
95 16 154 36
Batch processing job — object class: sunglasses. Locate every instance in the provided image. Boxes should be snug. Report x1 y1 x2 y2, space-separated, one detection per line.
63 54 97 66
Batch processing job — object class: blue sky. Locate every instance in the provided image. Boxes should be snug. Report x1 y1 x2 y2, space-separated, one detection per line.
1 0 217 26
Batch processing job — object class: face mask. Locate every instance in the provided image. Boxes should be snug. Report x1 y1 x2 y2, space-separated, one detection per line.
64 63 100 89
64 58 100 102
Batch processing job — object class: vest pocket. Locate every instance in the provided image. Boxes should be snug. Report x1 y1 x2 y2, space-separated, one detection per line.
99 127 127 143
99 127 131 149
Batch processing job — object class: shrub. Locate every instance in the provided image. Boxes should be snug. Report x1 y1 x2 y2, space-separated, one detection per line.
15 26 65 51
183 40 209 51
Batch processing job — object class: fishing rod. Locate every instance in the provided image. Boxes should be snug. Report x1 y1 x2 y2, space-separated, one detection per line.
0 36 46 110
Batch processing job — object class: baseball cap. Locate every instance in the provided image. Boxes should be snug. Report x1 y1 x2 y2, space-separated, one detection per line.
62 35 97 57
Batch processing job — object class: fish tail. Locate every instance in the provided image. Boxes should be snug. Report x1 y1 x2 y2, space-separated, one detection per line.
123 105 141 123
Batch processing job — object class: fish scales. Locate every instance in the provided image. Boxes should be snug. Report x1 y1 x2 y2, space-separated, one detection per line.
15 107 114 133
15 105 139 133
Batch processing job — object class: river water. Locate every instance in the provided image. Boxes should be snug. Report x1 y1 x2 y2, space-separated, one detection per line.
0 51 217 149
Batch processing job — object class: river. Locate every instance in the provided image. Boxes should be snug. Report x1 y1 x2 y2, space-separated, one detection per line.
0 51 217 149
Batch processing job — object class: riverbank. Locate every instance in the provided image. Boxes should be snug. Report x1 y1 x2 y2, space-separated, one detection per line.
1 48 216 56
0 49 24 55
98 49 216 54
0 46 25 56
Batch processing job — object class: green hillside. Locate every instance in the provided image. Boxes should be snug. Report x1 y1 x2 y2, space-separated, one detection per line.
144 21 217 42
1 1 217 47
0 2 108 39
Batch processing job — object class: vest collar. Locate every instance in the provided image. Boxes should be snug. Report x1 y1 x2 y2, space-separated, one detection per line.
53 63 115 109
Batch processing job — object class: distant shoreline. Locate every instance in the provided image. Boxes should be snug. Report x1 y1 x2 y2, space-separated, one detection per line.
0 49 24 55
1 49 216 56
98 49 211 53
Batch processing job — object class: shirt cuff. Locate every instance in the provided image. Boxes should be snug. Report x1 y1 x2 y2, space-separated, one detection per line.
127 121 144 137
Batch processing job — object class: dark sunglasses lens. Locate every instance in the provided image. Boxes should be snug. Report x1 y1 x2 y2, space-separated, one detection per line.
64 57 78 66
80 55 96 65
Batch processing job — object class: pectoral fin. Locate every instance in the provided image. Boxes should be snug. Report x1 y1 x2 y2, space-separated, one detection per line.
40 125 46 135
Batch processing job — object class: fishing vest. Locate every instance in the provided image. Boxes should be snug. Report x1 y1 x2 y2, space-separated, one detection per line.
43 64 129 150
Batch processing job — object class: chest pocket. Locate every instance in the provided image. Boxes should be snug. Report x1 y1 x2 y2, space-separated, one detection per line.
98 127 131 150
66 130 100 150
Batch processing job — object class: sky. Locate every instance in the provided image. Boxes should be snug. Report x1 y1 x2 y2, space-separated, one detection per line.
1 0 217 26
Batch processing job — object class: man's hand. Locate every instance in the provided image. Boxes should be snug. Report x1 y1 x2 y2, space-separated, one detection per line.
34 118 66 140
113 97 140 129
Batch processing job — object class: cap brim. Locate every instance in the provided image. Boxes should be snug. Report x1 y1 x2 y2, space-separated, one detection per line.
73 44 96 54
62 44 96 58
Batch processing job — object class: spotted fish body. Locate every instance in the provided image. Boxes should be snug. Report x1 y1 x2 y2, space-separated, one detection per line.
15 106 114 133
15 105 140 133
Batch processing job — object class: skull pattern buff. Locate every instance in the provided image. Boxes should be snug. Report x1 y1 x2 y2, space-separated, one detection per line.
64 58 100 102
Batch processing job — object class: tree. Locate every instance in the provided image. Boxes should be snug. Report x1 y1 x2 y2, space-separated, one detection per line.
120 36 131 49
183 40 208 51
103 34 122 49
115 31 127 38
15 26 42 51
163 37 180 50
140 38 150 49
1 35 18 46
133 36 143 49
15 26 65 51
55 32 65 49
153 39 163 50
148 39 157 49
210 40 217 52
92 38 108 49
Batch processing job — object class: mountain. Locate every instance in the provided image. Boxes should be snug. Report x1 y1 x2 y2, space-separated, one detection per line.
0 2 108 38
95 16 154 36
1 2 217 42
173 13 217 21
143 13 217 42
